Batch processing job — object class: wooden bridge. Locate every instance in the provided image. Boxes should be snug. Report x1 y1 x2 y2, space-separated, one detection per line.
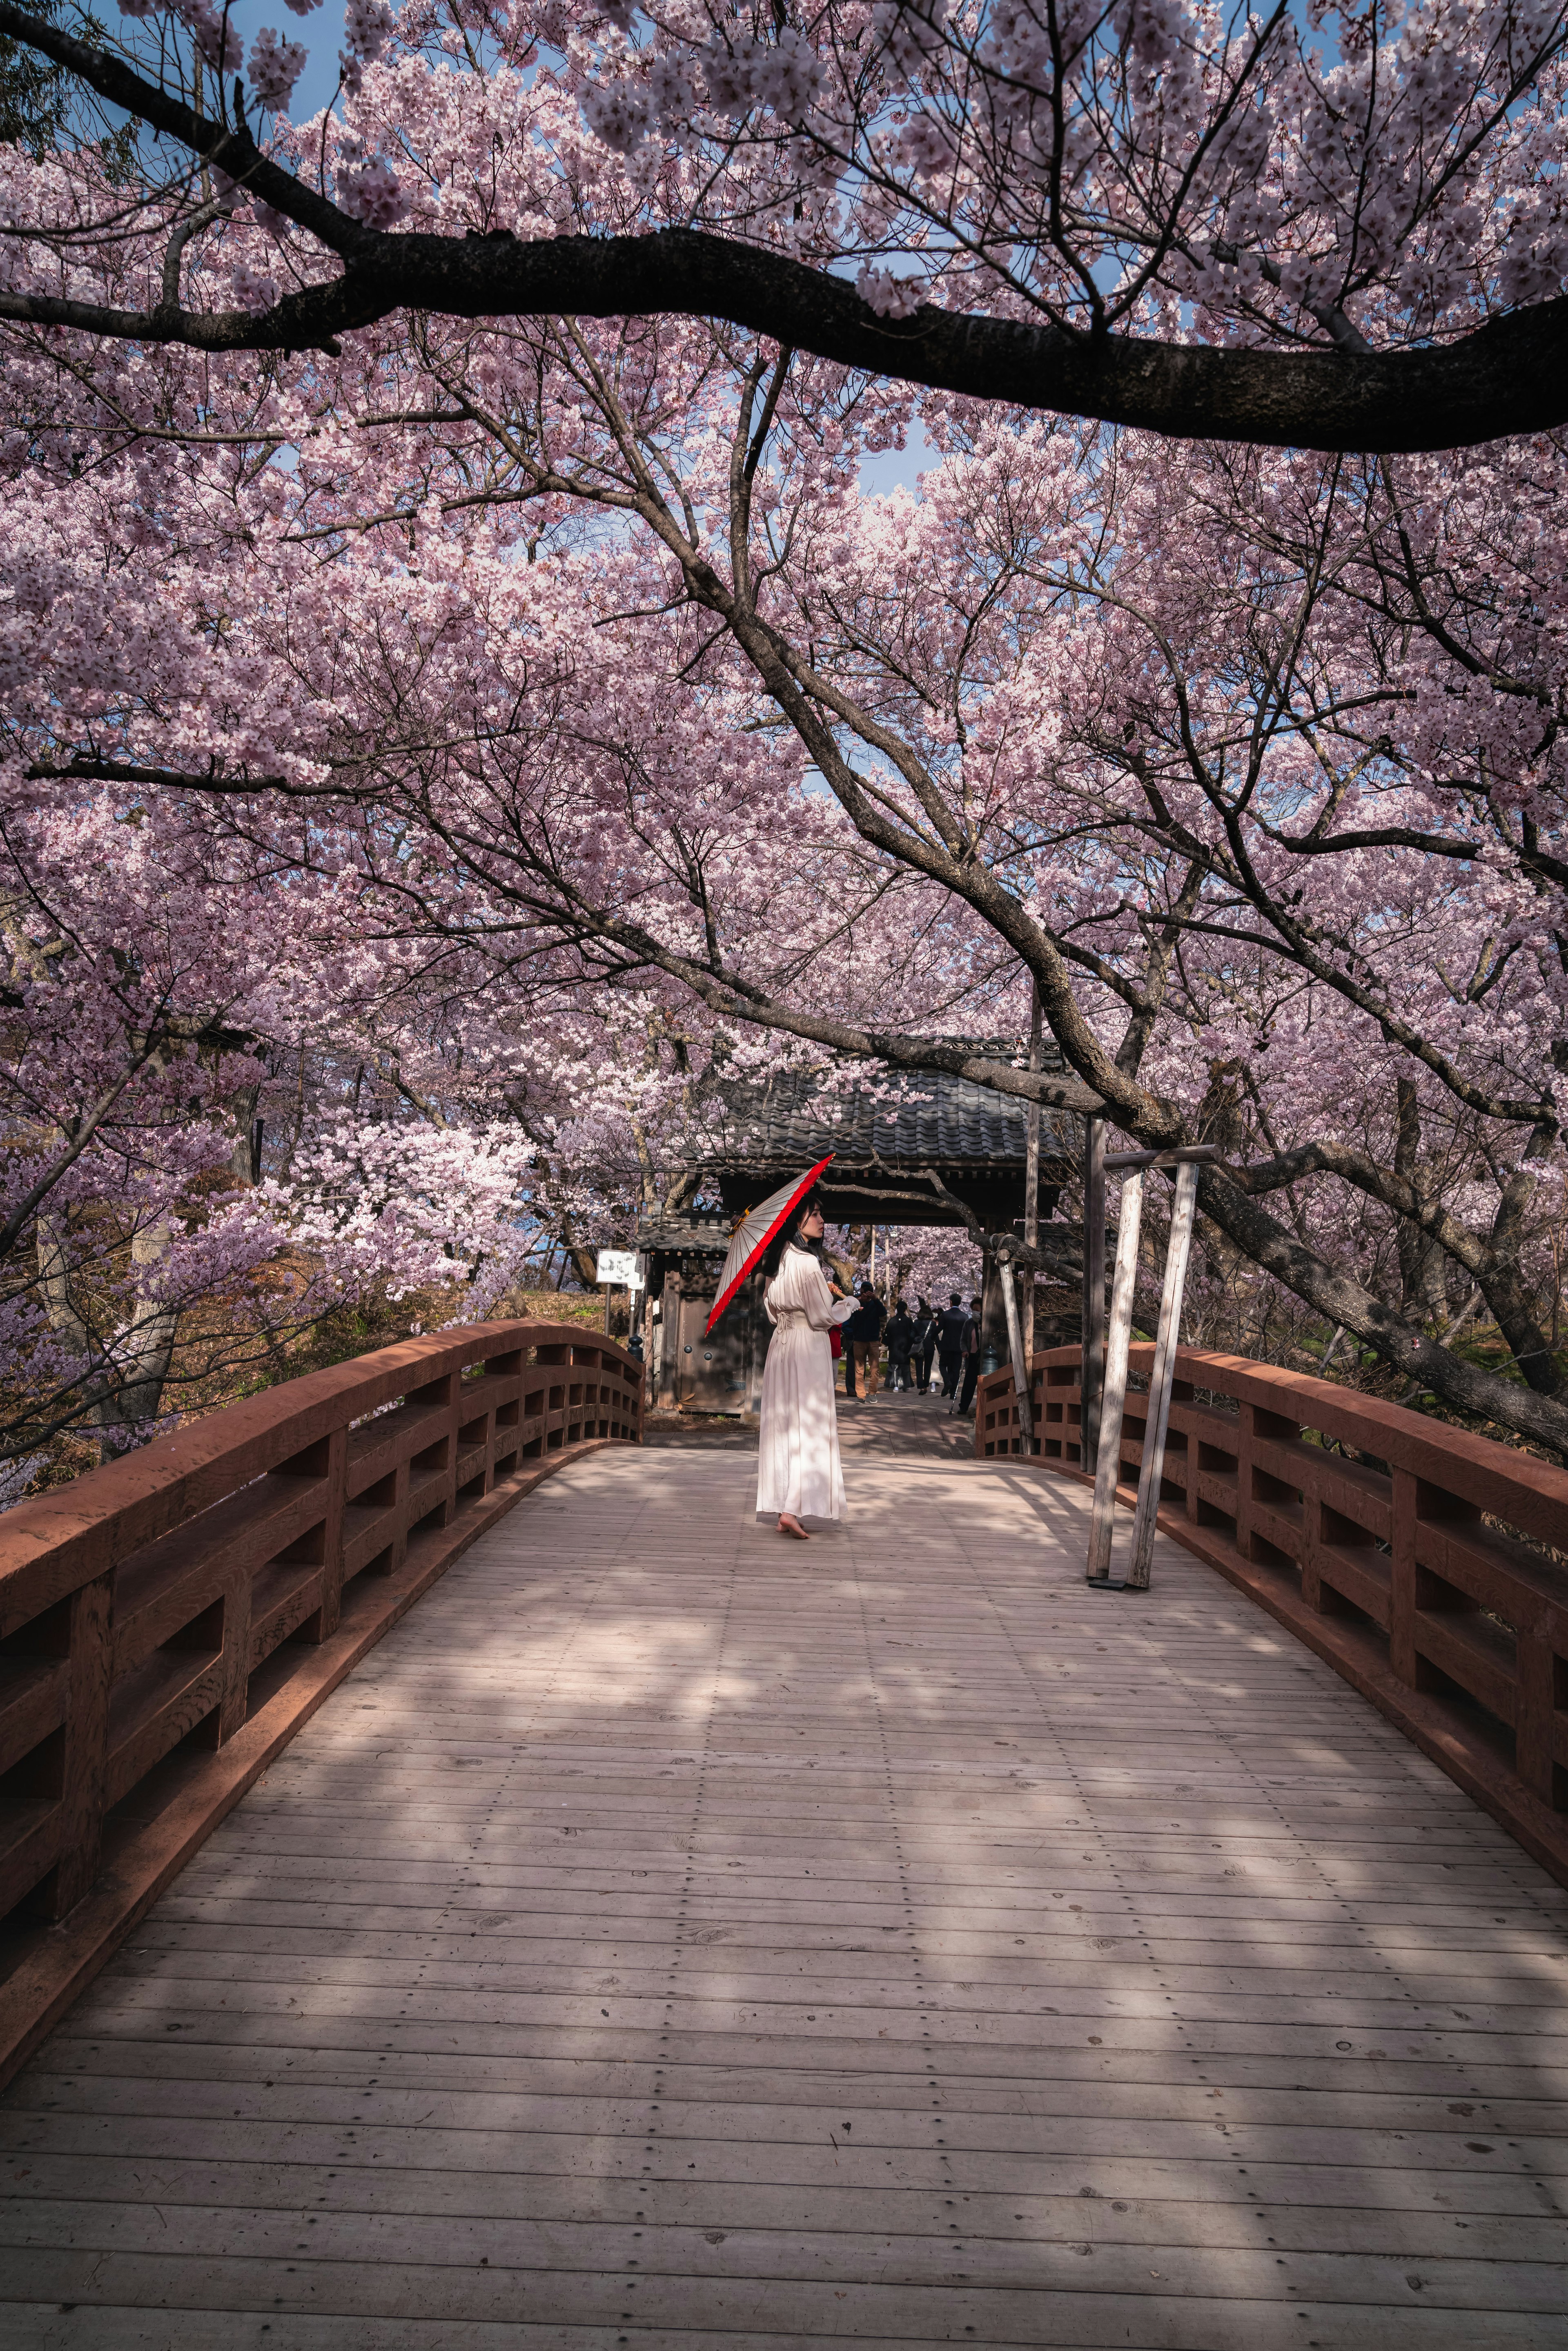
0 1326 1565 2345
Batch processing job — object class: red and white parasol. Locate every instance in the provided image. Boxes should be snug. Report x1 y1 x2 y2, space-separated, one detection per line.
704 1154 835 1333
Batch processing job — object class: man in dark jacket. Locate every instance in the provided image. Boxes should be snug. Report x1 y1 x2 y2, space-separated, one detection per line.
845 1282 888 1398
936 1293 966 1398
911 1299 937 1393
956 1294 983 1416
884 1300 915 1391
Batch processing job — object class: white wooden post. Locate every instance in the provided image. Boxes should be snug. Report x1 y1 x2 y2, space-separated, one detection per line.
1023 981 1042 1359
1080 1117 1106 1472
1002 1262 1035 1453
1085 1170 1143 1584
1126 1161 1198 1591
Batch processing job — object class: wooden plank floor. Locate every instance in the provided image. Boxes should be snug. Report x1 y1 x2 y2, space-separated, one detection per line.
3 1401 1566 2349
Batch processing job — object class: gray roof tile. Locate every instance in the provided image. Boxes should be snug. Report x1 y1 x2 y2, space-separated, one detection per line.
704 1045 1077 1173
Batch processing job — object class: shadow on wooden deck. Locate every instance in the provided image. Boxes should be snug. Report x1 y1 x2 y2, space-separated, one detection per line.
1 1417 1564 2347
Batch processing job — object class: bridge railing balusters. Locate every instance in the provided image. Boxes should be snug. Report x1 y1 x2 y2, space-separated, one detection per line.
976 1341 1568 1887
0 1318 644 2086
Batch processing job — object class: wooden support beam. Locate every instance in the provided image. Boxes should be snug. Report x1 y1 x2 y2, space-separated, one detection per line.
1102 1144 1222 1172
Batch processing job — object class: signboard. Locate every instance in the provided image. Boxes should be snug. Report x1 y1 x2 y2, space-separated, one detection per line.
596 1248 644 1289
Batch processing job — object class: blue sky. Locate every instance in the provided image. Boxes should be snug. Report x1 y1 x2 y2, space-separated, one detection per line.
283 1 351 119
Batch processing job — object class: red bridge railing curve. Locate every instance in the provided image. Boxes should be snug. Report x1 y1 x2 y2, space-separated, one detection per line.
0 1320 643 2083
977 1342 1568 1889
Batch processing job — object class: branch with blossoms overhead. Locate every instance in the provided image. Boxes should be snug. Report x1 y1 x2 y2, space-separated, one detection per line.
3 0 1568 447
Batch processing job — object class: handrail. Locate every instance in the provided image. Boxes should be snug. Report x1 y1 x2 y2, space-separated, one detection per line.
976 1342 1568 1888
0 1319 642 2081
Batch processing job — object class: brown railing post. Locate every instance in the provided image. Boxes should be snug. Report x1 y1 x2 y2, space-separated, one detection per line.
271 1429 350 1648
1234 1402 1258 1571
483 1347 525 1494
33 1571 112 1920
1390 1466 1419 1684
212 1560 253 1745
317 1427 350 1641
387 1459 410 1574
1517 1624 1557 1806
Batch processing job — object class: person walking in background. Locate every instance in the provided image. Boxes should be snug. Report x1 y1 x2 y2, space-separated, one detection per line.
911 1297 937 1394
841 1284 868 1401
885 1299 915 1391
755 1192 857 1538
937 1292 966 1398
956 1294 983 1417
846 1281 888 1399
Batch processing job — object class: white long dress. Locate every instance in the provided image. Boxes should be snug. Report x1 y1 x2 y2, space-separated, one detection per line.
756 1243 858 1521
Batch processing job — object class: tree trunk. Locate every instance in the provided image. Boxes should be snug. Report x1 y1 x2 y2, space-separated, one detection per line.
97 1219 179 1456
1394 1083 1448 1323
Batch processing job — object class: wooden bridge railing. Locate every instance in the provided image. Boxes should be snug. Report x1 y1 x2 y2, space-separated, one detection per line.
0 1320 642 2084
976 1342 1568 1889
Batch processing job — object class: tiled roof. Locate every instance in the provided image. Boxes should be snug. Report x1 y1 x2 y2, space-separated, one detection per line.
634 1214 733 1253
703 1043 1077 1173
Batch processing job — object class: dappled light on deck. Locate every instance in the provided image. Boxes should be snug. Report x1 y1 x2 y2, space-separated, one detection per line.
2 1417 1565 2346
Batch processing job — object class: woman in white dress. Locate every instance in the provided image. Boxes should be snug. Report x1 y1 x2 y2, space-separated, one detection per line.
756 1198 857 1539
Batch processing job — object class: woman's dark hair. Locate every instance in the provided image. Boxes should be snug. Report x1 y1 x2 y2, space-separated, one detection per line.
760 1191 821 1283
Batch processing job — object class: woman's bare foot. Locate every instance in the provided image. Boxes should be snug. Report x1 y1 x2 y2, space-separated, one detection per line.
778 1513 812 1540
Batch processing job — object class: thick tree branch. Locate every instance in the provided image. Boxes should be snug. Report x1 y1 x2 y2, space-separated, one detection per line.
1199 1170 1568 1457
26 756 303 793
2 4 1567 451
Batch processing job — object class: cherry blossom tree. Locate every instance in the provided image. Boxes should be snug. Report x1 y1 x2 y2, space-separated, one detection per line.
9 309 1566 1444
0 780 323 1463
0 326 660 1406
0 764 570 1464
200 256 1555 1443
1 28 1566 1458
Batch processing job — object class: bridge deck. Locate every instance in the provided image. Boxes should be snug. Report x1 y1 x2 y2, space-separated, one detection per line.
2 1407 1566 2347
